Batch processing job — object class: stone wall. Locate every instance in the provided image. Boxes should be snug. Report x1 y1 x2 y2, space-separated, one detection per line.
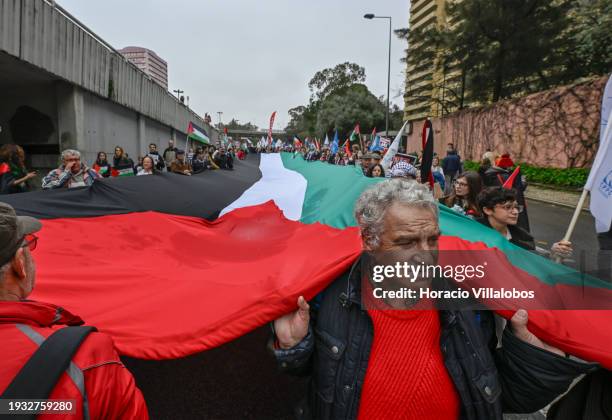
406 75 609 168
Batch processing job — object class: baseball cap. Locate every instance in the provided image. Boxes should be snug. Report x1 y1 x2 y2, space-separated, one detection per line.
0 202 41 266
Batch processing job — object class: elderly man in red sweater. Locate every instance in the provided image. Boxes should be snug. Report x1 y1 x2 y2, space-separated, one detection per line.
0 202 148 419
272 179 594 420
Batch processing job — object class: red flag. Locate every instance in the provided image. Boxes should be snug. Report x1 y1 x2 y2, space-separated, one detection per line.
503 166 521 189
267 111 277 145
224 126 228 135
343 140 352 158
315 139 321 151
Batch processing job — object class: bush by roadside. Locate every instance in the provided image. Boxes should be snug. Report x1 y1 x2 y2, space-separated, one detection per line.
462 161 588 189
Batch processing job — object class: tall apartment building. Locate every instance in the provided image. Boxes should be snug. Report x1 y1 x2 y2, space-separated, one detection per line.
404 0 452 122
119 46 168 90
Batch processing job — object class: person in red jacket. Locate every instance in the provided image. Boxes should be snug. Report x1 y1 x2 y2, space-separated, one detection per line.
0 202 148 419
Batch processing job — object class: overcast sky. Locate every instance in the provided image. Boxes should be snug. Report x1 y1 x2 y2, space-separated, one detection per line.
59 0 409 130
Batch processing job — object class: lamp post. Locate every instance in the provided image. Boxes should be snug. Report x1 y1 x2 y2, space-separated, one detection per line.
173 89 184 101
364 13 392 136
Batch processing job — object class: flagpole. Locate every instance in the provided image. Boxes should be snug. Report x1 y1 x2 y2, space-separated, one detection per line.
555 189 589 263
561 189 589 243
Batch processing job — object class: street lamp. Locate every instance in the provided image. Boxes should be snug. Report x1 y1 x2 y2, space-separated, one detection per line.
364 13 392 136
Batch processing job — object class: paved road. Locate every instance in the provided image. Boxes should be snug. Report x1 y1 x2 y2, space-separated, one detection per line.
527 199 610 280
526 199 598 251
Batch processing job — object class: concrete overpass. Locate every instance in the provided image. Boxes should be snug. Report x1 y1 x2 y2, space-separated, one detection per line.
0 0 219 170
226 129 288 143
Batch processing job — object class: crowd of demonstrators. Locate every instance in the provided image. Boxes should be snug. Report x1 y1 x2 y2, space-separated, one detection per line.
42 149 100 190
0 136 240 193
0 144 37 194
271 179 595 420
0 202 149 418
291 143 576 263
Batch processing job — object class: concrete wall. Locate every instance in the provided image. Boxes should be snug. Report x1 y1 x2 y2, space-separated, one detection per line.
0 0 219 142
81 90 139 164
405 75 609 168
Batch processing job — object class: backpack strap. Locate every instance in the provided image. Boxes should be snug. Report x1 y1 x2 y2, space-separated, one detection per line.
1 326 95 401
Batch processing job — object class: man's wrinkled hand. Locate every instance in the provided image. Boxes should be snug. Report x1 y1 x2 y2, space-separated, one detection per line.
273 296 310 349
511 309 565 356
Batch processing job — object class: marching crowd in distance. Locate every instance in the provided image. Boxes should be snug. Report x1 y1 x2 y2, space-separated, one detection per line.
285 140 575 261
0 140 246 193
0 138 599 264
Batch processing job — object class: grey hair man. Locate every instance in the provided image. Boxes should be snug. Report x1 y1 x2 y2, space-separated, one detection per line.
42 149 100 189
271 179 593 420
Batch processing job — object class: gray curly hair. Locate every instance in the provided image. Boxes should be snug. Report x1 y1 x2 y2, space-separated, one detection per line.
61 149 81 160
354 179 438 249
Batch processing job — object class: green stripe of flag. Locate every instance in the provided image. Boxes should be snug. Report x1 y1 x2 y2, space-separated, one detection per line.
280 153 612 290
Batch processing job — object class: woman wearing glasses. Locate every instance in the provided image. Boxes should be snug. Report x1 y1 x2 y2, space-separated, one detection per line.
477 186 572 258
441 171 483 218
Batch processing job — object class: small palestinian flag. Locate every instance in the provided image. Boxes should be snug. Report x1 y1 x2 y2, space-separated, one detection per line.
349 123 360 144
187 121 210 144
4 153 612 367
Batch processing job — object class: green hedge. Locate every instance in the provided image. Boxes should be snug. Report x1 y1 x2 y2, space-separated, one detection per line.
463 161 588 188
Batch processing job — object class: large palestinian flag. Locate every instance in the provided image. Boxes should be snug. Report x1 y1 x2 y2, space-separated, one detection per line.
3 153 612 368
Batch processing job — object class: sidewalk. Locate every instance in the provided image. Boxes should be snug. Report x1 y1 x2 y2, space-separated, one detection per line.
524 184 588 210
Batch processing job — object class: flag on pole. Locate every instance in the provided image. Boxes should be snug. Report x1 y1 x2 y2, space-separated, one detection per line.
369 135 379 152
315 138 321 151
503 166 521 189
587 106 612 233
187 122 211 144
324 134 330 146
380 121 409 171
350 124 360 144
293 136 302 148
268 111 277 146
331 130 339 154
343 140 351 158
421 119 434 188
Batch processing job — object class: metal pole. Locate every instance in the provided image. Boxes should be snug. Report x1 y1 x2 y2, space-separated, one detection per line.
555 188 589 263
386 17 392 136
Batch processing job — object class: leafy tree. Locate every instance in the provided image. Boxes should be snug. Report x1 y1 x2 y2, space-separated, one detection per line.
397 0 603 108
308 62 366 102
285 62 403 138
566 0 612 78
315 84 386 137
285 105 318 139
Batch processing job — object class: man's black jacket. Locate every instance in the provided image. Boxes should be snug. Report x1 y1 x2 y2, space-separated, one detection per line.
273 261 597 420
